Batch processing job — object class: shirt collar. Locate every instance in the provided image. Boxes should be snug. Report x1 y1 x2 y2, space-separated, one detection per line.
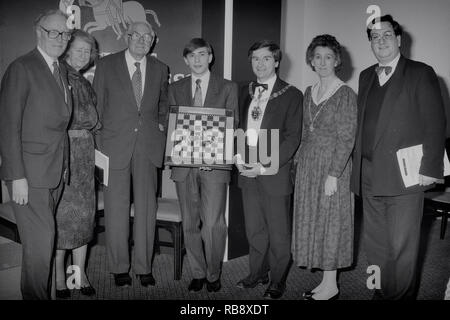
257 74 277 94
37 46 58 71
379 53 401 69
125 49 147 65
192 70 210 84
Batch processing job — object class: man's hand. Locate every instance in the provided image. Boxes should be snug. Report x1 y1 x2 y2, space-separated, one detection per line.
324 175 337 196
158 124 165 132
12 178 28 205
419 174 438 186
234 154 245 173
240 163 262 178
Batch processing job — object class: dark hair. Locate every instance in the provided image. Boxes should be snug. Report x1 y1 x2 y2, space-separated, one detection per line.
305 34 342 71
63 29 98 69
34 9 68 30
183 38 212 57
366 14 403 41
247 40 282 64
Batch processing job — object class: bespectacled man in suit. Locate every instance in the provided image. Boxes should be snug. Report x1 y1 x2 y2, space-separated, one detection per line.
93 21 169 288
235 40 302 299
168 38 238 293
351 14 446 300
0 9 72 299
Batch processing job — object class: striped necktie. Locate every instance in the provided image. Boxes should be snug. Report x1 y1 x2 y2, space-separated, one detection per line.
192 78 203 107
52 61 64 92
132 62 142 109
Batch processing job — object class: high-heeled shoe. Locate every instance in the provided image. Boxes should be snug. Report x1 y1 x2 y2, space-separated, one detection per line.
302 290 315 298
80 285 96 296
304 291 340 300
56 288 71 299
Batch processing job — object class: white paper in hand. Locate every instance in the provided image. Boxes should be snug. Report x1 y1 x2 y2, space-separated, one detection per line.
95 149 109 186
396 144 450 187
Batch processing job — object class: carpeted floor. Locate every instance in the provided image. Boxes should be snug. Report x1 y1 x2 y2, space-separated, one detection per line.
66 214 450 300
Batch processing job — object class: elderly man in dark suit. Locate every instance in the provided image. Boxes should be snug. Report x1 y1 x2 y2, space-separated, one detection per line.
351 15 446 300
93 21 169 287
0 10 72 299
235 40 302 299
168 38 238 293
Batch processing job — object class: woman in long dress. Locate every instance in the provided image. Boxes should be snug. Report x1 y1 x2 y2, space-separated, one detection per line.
55 30 100 298
291 34 357 300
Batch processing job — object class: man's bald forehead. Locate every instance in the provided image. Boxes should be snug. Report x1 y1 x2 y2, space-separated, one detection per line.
128 22 154 35
35 10 67 28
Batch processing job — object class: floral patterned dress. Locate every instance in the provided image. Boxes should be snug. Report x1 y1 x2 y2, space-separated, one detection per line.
56 63 100 249
291 83 357 270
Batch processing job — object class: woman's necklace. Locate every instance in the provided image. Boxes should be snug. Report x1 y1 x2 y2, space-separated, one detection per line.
307 81 343 132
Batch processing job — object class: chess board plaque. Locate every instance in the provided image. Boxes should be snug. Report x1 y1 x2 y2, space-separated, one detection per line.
165 106 234 170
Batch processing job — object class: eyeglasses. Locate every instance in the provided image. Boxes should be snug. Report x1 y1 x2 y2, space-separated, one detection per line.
40 26 71 41
370 31 395 43
128 32 153 43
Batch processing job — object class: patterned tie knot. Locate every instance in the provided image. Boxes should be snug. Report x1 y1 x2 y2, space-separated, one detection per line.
196 78 201 86
375 65 392 76
135 61 141 69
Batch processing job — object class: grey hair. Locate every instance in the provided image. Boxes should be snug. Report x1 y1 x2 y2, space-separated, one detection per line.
34 9 68 30
126 21 156 38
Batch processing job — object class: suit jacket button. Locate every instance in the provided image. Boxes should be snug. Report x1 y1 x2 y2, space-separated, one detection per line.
134 128 138 132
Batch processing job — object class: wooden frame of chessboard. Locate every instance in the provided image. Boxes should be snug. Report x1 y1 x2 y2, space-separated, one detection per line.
165 106 235 170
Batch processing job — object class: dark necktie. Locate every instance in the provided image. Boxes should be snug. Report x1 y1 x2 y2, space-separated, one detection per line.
132 62 142 109
52 61 64 92
375 65 393 76
193 78 203 107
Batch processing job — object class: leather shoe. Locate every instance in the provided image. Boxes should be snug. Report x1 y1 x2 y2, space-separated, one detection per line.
303 290 314 298
304 291 340 300
113 273 132 287
138 273 156 287
80 285 96 296
206 279 221 292
56 288 71 299
188 278 206 292
236 274 269 289
263 282 286 299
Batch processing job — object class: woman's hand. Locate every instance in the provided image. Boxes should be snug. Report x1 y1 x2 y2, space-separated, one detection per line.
324 175 337 196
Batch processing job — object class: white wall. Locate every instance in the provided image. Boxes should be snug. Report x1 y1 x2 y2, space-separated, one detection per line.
280 0 450 107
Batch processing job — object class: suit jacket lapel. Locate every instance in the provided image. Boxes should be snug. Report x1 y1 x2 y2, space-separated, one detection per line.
356 66 376 148
116 50 138 109
204 74 219 107
373 56 406 150
183 77 193 106
261 77 284 129
32 49 70 116
241 85 252 130
142 57 158 109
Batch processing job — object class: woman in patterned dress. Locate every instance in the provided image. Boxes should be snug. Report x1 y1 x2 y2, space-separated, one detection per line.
291 35 357 300
55 30 100 298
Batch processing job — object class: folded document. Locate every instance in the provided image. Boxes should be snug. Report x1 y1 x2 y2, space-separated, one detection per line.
396 144 450 188
95 149 109 186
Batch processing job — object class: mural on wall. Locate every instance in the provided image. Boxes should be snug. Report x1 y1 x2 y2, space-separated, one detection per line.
60 0 161 41
57 0 198 83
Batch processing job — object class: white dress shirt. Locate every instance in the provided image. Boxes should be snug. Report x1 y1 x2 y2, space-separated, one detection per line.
378 53 400 86
191 71 210 107
125 49 147 96
246 75 277 146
